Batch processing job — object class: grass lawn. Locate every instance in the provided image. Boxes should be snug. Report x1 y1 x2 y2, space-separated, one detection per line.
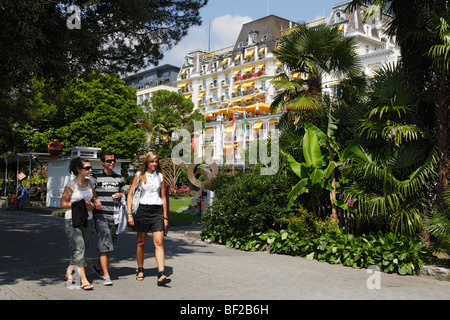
168 197 201 225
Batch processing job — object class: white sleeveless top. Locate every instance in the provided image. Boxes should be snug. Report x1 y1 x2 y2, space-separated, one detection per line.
137 171 163 206
64 178 94 220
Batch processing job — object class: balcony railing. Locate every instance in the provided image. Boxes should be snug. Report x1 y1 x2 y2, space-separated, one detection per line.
233 70 265 82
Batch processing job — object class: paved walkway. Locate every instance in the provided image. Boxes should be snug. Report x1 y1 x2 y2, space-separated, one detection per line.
0 209 448 303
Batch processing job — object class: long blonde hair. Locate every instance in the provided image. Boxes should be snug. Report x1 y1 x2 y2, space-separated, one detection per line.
138 151 161 184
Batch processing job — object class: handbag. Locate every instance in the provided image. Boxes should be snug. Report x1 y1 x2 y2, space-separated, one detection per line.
131 182 141 215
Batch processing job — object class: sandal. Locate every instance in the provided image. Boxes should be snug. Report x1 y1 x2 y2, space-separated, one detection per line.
136 267 145 281
80 284 94 291
157 271 171 286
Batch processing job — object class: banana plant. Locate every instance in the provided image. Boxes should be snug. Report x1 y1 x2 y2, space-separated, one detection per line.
287 121 340 220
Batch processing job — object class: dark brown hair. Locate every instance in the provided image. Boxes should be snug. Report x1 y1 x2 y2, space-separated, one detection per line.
100 150 115 162
69 157 90 176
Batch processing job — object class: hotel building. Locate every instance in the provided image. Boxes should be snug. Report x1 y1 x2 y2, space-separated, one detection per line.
177 15 296 166
176 2 399 166
320 1 400 96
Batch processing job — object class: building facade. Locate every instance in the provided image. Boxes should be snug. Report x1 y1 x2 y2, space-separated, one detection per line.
319 1 400 96
177 2 400 167
123 64 180 110
177 15 296 166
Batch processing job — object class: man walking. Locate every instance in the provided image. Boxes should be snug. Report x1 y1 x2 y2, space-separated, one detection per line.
91 151 125 286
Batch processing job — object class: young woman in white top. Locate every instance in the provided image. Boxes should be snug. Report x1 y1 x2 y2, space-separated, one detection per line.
60 157 102 290
126 151 171 286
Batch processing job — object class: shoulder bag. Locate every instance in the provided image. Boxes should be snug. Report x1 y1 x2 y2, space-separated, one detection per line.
131 180 141 215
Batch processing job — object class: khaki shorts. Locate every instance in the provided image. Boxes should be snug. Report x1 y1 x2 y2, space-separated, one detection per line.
65 218 95 267
93 214 117 253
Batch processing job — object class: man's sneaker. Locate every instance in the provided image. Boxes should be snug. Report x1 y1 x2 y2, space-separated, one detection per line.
92 264 103 279
103 276 113 286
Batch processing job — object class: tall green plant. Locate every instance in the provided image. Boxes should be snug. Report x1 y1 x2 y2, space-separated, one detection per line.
427 187 450 254
342 64 438 236
287 122 340 219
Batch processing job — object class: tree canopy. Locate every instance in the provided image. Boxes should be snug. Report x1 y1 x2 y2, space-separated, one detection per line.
0 0 208 154
146 90 204 158
14 71 147 159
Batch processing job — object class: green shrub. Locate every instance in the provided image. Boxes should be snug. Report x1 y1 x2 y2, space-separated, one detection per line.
202 168 296 243
278 206 318 237
278 206 342 238
302 231 432 275
203 228 432 275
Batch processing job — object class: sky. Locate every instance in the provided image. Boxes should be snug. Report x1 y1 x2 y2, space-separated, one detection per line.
158 0 342 67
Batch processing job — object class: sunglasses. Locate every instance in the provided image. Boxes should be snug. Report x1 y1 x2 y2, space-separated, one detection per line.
82 166 93 171
105 159 116 163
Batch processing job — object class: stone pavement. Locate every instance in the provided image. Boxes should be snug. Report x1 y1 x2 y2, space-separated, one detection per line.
0 208 449 305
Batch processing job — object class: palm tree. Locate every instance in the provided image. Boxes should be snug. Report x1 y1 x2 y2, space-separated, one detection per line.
270 23 362 122
146 106 183 155
427 186 450 253
427 4 450 210
342 64 438 235
272 23 363 222
347 0 450 238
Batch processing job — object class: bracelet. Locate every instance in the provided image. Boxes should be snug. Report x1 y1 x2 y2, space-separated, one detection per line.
164 217 169 220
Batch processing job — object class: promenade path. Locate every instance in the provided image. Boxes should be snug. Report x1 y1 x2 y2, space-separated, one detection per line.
0 209 448 305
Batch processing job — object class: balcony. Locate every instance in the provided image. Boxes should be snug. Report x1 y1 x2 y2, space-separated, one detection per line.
203 103 275 122
233 70 265 82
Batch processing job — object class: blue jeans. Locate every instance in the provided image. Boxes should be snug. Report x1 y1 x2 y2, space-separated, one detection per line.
65 218 94 267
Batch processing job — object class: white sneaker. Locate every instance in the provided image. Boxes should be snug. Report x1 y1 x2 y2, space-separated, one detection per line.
103 276 113 286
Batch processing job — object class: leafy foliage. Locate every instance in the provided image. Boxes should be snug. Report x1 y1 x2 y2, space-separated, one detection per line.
427 187 450 254
270 23 362 124
341 64 438 236
0 0 208 85
0 0 208 154
15 71 147 159
203 227 432 276
146 90 203 159
286 122 340 217
202 167 297 242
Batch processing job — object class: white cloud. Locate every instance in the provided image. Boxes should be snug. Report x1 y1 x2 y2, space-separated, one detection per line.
161 14 253 66
164 25 208 65
210 14 252 50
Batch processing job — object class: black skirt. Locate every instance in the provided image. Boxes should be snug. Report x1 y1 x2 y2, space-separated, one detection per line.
134 204 164 233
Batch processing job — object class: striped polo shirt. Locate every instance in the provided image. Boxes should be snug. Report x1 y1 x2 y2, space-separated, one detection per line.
91 170 125 215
